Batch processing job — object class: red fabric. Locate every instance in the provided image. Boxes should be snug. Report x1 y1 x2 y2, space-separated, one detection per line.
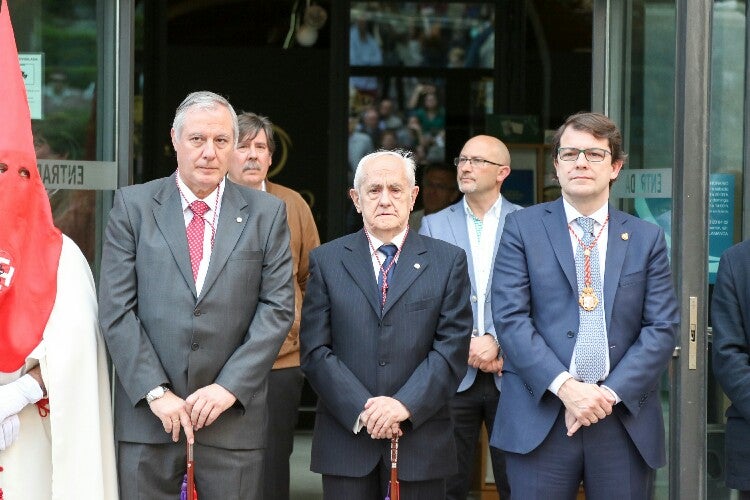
0 0 62 372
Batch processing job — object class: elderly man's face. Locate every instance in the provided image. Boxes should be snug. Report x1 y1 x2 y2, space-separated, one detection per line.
350 155 418 241
171 105 234 198
229 128 272 190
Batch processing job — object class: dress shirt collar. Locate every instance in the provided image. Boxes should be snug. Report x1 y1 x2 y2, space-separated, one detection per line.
462 194 504 220
367 227 408 257
562 198 609 227
176 173 224 214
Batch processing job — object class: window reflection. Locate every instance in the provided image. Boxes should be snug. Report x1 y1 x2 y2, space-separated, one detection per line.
349 2 495 69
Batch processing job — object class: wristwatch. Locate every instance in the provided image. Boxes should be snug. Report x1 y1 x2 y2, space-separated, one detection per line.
145 385 170 404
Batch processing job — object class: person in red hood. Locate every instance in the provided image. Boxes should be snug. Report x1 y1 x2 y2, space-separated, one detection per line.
0 0 117 497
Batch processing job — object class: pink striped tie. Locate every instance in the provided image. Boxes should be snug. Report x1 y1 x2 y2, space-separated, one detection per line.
187 200 209 280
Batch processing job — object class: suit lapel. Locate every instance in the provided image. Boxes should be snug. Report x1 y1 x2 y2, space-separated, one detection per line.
382 231 427 317
153 175 196 297
342 231 382 317
543 198 577 292
446 204 475 292
199 180 249 300
604 207 628 329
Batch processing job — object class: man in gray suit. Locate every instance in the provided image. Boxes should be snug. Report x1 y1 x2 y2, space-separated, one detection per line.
301 150 473 499
420 135 521 499
99 91 294 499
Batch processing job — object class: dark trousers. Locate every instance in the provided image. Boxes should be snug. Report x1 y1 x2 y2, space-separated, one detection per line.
263 366 304 500
505 407 653 500
118 440 263 500
447 371 510 499
322 458 445 500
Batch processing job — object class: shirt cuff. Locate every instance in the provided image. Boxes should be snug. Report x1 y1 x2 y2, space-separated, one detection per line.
549 372 573 396
353 412 364 434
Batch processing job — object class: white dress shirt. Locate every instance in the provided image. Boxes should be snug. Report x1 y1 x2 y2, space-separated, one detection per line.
177 174 224 296
464 196 503 337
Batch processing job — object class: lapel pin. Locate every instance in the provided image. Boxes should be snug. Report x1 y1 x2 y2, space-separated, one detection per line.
621 232 629 240
414 263 421 269
236 217 243 223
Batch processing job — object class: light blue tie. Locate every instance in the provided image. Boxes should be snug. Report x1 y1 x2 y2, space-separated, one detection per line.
573 217 607 383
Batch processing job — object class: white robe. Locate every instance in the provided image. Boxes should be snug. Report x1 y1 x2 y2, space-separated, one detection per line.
0 235 118 499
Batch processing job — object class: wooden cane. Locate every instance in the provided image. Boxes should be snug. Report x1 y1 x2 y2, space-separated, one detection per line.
388 436 400 500
187 441 196 500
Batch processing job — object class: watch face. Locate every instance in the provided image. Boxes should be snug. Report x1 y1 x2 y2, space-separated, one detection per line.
147 386 166 402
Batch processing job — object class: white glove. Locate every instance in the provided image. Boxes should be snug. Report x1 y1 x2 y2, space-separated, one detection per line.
0 414 20 450
0 374 43 422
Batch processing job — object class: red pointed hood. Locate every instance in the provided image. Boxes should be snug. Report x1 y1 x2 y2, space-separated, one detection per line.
0 0 62 372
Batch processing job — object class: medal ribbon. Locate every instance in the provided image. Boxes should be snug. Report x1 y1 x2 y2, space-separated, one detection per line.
568 214 609 305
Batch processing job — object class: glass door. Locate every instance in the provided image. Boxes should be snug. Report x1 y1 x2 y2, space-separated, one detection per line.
599 0 731 498
706 2 747 499
603 0 750 498
602 2 678 498
10 0 132 276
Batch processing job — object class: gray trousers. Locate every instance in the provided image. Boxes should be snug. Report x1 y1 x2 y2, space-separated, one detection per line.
118 440 264 500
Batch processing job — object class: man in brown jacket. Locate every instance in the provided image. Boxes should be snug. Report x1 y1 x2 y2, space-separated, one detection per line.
228 112 320 500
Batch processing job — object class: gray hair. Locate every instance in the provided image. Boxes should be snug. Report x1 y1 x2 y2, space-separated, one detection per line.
237 112 276 155
172 91 239 146
353 149 417 192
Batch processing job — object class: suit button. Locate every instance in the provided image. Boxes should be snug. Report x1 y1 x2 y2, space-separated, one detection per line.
191 342 199 351
567 331 575 338
194 309 201 316
379 361 386 366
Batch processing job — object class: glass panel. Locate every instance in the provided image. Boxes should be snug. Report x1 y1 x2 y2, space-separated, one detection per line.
608 1 676 498
350 2 496 69
10 0 100 264
707 2 747 499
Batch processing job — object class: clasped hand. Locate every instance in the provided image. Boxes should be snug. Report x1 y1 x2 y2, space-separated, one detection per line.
360 396 409 439
149 383 236 443
468 335 503 375
558 378 615 436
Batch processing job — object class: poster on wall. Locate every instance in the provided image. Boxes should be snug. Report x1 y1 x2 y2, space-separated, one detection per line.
19 52 43 119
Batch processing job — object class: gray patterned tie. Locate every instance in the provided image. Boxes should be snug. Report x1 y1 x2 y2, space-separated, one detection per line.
573 217 607 383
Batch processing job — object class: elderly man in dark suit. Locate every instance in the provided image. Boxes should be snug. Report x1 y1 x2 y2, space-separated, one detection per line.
491 112 679 499
301 149 473 499
99 91 294 500
712 243 750 498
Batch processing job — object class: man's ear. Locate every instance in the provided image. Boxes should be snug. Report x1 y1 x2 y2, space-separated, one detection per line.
349 188 361 213
410 186 420 211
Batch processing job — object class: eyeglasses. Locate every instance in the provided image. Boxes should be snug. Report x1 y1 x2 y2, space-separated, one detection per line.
557 147 611 163
453 157 505 168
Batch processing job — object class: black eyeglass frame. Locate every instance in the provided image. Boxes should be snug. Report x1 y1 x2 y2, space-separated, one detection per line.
556 147 612 163
453 156 506 168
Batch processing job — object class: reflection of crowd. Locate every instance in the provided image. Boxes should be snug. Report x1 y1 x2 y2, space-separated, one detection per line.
349 3 495 69
32 122 96 263
351 91 445 168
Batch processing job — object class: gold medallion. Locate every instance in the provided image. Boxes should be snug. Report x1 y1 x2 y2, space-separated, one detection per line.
579 287 599 311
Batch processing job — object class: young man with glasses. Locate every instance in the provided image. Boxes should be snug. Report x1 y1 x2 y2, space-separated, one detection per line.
490 112 679 499
420 135 521 499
